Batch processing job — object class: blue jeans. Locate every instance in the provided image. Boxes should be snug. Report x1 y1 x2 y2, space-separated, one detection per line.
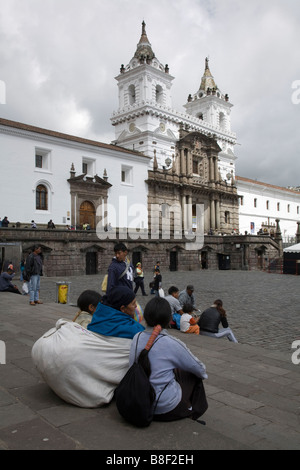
29 275 40 302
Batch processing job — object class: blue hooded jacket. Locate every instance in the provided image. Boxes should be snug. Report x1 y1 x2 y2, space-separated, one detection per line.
88 303 144 339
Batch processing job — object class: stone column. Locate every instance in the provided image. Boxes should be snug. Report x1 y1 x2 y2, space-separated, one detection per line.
181 195 187 231
187 149 192 176
180 148 186 175
210 198 215 230
103 196 108 226
187 195 193 231
215 198 220 230
275 218 283 256
296 221 300 243
214 157 219 182
209 157 214 185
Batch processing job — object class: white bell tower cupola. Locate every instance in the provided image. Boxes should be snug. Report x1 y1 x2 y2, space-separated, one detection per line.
184 58 237 184
111 22 177 168
184 57 232 132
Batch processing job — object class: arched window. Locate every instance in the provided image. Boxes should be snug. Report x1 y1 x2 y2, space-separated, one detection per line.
128 85 136 105
36 184 48 210
219 112 226 130
156 85 163 104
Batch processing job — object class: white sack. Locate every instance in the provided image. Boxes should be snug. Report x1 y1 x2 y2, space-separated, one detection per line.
31 319 132 408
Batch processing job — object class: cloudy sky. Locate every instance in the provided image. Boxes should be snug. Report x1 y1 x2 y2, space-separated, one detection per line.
1 0 300 187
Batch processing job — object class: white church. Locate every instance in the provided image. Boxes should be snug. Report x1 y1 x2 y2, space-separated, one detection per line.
1 21 299 243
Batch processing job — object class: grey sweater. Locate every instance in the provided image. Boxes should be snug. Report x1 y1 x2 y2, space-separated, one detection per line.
129 328 207 415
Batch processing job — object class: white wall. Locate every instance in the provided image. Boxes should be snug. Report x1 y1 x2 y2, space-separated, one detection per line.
0 124 149 228
237 178 300 240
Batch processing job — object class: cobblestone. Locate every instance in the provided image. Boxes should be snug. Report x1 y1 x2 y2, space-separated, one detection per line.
17 268 300 355
1 269 300 450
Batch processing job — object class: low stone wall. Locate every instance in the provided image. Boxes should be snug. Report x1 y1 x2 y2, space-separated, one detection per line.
0 228 281 276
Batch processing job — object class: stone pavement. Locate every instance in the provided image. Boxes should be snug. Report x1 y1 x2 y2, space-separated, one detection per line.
0 270 299 451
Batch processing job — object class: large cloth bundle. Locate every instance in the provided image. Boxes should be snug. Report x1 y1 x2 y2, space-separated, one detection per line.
31 319 132 408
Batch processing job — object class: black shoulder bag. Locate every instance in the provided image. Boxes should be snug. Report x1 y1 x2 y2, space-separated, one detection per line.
114 332 168 428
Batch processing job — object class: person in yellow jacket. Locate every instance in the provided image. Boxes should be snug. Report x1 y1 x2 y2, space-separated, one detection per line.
133 262 148 296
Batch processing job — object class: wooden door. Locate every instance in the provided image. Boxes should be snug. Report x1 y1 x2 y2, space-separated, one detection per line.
79 201 96 229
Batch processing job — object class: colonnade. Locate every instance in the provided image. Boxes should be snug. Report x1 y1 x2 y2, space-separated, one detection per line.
179 145 221 231
181 195 221 232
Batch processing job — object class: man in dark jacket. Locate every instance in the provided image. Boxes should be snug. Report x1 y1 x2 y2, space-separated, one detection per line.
25 245 43 306
106 243 134 294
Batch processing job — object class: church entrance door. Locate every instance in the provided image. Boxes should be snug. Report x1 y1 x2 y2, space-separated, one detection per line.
79 201 96 229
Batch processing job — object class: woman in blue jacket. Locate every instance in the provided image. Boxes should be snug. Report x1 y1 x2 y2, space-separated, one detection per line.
88 286 144 339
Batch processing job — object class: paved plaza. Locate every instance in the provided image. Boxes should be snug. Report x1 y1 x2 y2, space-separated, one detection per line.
0 269 299 451
40 269 300 354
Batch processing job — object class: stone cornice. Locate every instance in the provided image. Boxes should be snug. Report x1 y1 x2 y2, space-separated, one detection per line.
111 102 236 143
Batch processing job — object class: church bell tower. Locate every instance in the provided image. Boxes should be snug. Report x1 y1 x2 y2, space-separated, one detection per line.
111 22 178 169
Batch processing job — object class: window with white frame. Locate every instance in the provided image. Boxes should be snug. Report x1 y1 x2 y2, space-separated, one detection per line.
121 165 133 185
35 148 51 171
82 158 95 176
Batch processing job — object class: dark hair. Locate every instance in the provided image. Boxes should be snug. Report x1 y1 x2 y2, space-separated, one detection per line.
114 242 128 253
214 299 226 316
139 298 172 378
182 303 193 313
168 285 179 295
77 290 102 312
144 297 172 328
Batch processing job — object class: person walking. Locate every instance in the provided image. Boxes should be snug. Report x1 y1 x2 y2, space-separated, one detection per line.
133 262 148 296
25 245 44 306
150 261 160 294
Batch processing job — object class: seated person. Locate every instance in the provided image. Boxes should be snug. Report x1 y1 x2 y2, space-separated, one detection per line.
164 286 184 329
32 287 144 408
129 297 208 422
73 290 102 329
88 287 144 339
180 303 200 335
179 285 200 313
0 265 21 294
199 299 238 343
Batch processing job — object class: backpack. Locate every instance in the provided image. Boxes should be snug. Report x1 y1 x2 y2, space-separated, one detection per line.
114 332 167 427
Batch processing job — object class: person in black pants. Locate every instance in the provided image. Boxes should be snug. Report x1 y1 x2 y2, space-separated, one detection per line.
133 262 148 296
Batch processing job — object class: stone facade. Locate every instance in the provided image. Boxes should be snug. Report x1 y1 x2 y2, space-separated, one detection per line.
0 227 282 277
146 127 239 236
